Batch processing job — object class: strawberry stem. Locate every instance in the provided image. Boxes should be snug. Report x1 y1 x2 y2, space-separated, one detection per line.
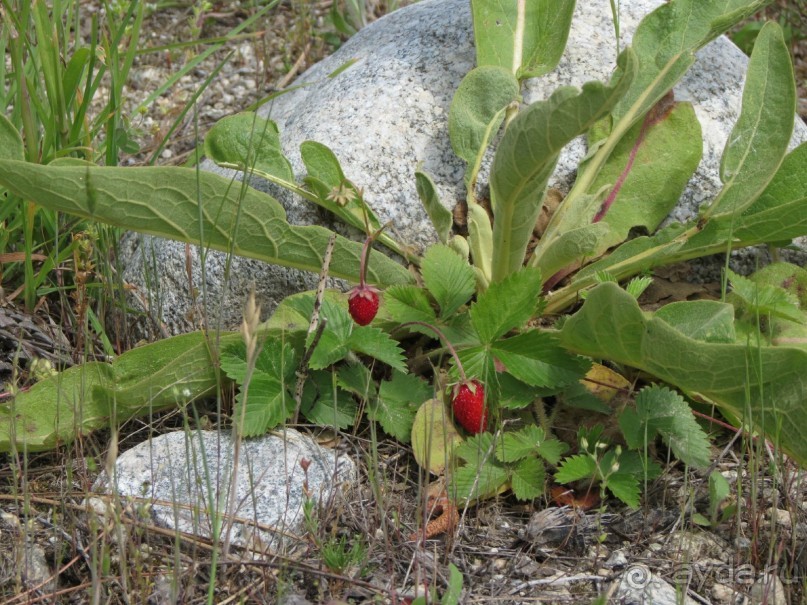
358 222 392 287
398 321 468 383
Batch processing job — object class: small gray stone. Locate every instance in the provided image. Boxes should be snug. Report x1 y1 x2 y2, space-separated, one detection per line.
749 573 788 605
93 429 356 552
605 549 629 569
711 582 737 605
123 0 807 335
609 565 701 605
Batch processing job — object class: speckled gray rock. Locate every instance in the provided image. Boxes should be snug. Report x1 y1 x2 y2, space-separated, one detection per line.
92 429 356 552
608 565 700 605
122 0 807 335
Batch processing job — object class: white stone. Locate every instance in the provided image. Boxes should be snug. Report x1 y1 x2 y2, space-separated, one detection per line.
92 429 357 552
122 0 807 335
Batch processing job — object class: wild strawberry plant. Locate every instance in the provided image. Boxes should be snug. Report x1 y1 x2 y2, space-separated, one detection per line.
2 0 807 512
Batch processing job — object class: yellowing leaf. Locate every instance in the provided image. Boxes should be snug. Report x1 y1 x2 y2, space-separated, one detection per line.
411 399 463 476
581 363 630 404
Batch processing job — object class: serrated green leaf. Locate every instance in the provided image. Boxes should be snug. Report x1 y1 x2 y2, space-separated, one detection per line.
370 371 432 442
471 267 543 343
337 362 376 399
604 472 641 509
498 373 542 410
385 284 437 326
422 244 477 318
537 439 567 466
235 374 295 436
301 370 357 429
491 330 589 388
637 386 712 468
703 22 795 220
348 326 406 373
415 170 453 243
496 426 547 463
511 457 546 501
308 299 352 369
450 460 508 503
204 112 294 183
728 269 804 324
654 300 737 343
0 161 413 287
555 454 597 484
449 66 519 190
489 50 637 280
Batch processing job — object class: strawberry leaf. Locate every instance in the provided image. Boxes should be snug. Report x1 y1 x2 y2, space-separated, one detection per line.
348 326 407 373
336 362 376 399
385 284 437 326
604 472 640 509
619 385 711 468
421 244 477 318
491 331 590 388
369 371 432 442
555 454 597 484
308 299 352 369
495 425 548 463
470 267 543 343
451 460 508 502
510 457 546 501
301 370 357 429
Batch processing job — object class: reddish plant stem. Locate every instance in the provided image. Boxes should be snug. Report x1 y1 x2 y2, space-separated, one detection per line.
398 321 468 383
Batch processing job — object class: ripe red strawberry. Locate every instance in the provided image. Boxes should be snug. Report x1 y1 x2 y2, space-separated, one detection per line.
348 284 380 326
452 379 488 434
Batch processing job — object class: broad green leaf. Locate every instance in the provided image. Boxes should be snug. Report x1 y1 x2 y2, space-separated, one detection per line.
491 330 589 389
533 222 612 279
301 370 357 429
471 0 576 78
612 0 768 123
0 114 23 162
551 143 807 311
421 244 476 319
203 112 294 182
489 50 637 280
444 564 464 605
510 457 546 501
560 283 807 466
0 331 240 452
702 22 795 220
384 284 437 326
370 371 433 442
411 398 463 475
0 161 413 287
533 101 701 275
449 66 519 190
654 301 737 343
588 102 701 244
415 170 452 243
709 470 731 509
348 326 407 373
466 202 494 284
300 141 404 255
470 267 543 343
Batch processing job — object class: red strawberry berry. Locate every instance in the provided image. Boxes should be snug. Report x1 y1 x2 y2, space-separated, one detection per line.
348 285 380 326
452 379 488 434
